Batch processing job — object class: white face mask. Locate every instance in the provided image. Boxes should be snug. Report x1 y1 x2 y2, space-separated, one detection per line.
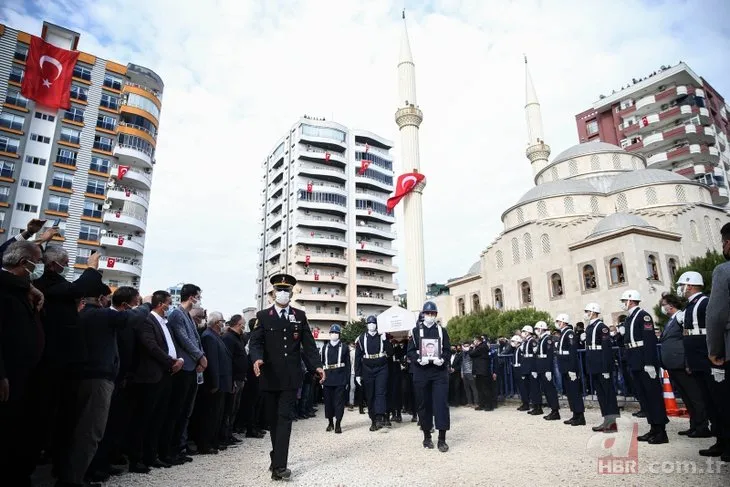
619 301 628 311
583 312 592 322
423 316 436 327
676 285 686 296
462 345 470 351
610 331 616 337
660 305 668 315
367 323 377 333
330 333 339 344
275 290 290 306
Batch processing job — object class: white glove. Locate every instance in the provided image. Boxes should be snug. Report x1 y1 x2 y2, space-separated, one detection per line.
568 371 577 381
355 376 362 386
418 357 430 366
545 371 552 382
580 333 587 341
711 368 725 383
531 372 538 379
675 310 685 325
644 365 657 380
433 358 444 366
618 326 626 336
602 373 610 380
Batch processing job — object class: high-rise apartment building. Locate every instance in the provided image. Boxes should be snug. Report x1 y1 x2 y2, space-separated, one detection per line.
255 117 399 327
575 62 729 206
0 21 163 289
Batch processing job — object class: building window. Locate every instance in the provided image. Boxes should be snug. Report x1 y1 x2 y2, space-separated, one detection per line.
86 179 106 195
457 298 466 316
524 233 533 260
520 281 532 305
564 196 575 214
103 74 123 91
24 156 46 166
83 200 103 219
48 195 70 213
100 93 120 110
20 179 42 190
511 238 520 264
0 112 25 131
73 65 92 81
493 288 503 309
57 148 77 166
586 120 599 135
76 248 92 265
13 44 28 62
52 172 74 189
645 187 658 205
0 135 20 154
64 107 84 123
704 216 714 244
5 88 28 108
675 185 686 202
9 65 24 83
301 124 346 142
591 155 600 170
79 224 100 241
537 201 547 218
124 93 158 118
716 218 723 239
70 85 88 102
495 250 504 269
541 233 550 254
516 207 524 223
90 156 110 174
96 114 117 131
590 196 600 214
550 273 563 297
0 186 9 203
16 202 38 212
94 135 114 152
667 258 678 281
60 127 81 145
34 112 55 122
609 257 625 285
647 254 660 280
690 220 700 241
568 159 578 176
0 161 15 178
616 193 628 212
583 264 597 290
472 294 481 312
118 133 153 156
30 133 51 144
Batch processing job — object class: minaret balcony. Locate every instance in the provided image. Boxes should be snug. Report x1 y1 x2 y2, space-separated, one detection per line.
395 105 423 128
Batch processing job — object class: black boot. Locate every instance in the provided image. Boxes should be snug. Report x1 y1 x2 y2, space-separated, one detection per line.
394 411 402 423
384 413 392 428
648 427 668 445
699 440 724 457
359 405 365 415
528 407 544 415
571 413 586 426
326 420 334 432
437 430 449 452
543 409 560 421
422 432 434 449
335 420 342 434
517 404 530 411
375 414 386 429
637 426 656 442
369 420 378 432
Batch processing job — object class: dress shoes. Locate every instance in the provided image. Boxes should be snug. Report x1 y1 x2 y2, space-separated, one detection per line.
632 410 647 418
637 430 655 442
437 440 449 453
147 459 172 469
677 428 694 436
246 430 265 438
527 408 544 415
699 441 724 457
570 414 586 426
687 428 713 438
197 448 219 455
648 431 669 444
128 462 151 474
326 423 334 432
516 404 530 412
159 456 184 466
422 437 434 449
543 410 560 421
271 467 292 481
335 422 342 434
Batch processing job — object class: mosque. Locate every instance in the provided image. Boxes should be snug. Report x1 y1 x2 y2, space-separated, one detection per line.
443 60 728 327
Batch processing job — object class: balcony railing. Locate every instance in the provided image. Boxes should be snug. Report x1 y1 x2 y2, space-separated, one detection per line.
108 184 149 202
97 120 117 131
124 82 163 100
119 121 156 138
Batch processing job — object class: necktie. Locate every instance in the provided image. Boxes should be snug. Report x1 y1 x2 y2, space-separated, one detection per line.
280 309 287 320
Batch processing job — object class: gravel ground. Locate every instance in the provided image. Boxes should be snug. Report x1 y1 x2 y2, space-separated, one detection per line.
35 402 727 487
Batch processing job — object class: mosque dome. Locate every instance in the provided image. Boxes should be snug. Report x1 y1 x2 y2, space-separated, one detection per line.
467 261 480 275
610 168 690 193
517 178 601 205
551 141 625 165
587 212 657 238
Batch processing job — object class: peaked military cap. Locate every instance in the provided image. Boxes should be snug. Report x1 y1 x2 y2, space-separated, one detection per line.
270 273 297 289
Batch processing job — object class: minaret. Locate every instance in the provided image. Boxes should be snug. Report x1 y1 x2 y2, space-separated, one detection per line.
394 10 426 312
524 55 551 182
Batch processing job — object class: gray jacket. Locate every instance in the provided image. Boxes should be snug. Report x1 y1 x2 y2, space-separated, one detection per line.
167 305 204 372
659 315 684 370
706 261 730 359
461 349 473 375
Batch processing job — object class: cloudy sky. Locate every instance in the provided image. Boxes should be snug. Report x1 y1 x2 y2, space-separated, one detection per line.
2 0 729 316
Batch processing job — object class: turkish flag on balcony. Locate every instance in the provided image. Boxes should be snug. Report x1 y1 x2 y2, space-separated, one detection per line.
358 160 370 175
305 255 311 265
325 152 331 162
117 236 124 246
117 165 130 179
306 182 313 193
107 257 116 268
125 189 131 197
314 273 319 281
115 210 121 218
361 241 366 249
387 172 425 211
21 36 79 110
641 116 649 127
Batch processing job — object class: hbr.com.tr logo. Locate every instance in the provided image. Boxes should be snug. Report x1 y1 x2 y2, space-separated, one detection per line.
586 422 639 474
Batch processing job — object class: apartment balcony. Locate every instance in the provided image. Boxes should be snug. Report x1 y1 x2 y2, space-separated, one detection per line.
297 163 347 183
647 144 719 170
634 85 691 115
355 223 396 240
298 145 346 166
295 234 348 248
356 258 397 273
624 104 704 137
111 164 152 189
299 184 347 198
113 143 153 169
266 228 284 245
103 210 146 233
356 276 398 289
355 172 392 192
355 208 395 224
295 273 348 285
100 233 144 255
268 180 286 199
305 312 348 324
107 186 150 210
294 252 347 267
267 212 284 229
357 243 397 257
355 143 392 160
356 295 397 307
297 292 348 303
97 254 142 277
298 198 347 216
299 131 347 150
296 216 347 232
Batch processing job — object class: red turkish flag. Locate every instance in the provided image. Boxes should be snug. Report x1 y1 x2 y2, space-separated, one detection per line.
361 241 366 249
125 189 131 197
387 172 425 211
312 328 320 339
117 236 125 246
306 182 313 193
115 210 121 218
106 257 116 268
21 36 80 110
117 165 130 179
325 152 331 162
641 116 648 127
305 255 311 265
358 160 370 175
314 273 320 281
310 231 315 237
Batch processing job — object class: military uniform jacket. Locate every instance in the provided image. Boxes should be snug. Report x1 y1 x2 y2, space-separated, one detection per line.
519 337 537 374
249 305 323 391
535 334 555 373
556 326 579 374
623 307 659 371
406 324 451 379
321 341 350 387
355 332 392 376
513 344 526 374
585 319 614 375
390 344 407 371
682 293 710 372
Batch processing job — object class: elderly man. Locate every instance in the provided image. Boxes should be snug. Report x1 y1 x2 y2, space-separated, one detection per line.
221 314 248 446
0 241 45 486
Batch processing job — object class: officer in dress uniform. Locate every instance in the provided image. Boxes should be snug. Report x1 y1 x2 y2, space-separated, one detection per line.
321 324 350 434
677 272 727 456
554 313 585 426
521 326 542 415
510 335 529 410
388 337 406 423
249 274 325 481
534 321 560 420
355 315 392 431
583 302 620 433
406 301 451 452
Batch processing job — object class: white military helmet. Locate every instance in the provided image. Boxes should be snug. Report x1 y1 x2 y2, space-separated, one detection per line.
510 335 523 347
676 271 704 287
555 313 570 326
534 321 548 331
521 325 534 334
584 302 601 314
620 289 641 302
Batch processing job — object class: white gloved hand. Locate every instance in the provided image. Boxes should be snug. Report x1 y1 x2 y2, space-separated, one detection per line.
545 371 552 382
602 373 610 380
644 365 657 380
675 310 685 325
418 357 430 366
618 326 626 336
568 371 577 381
711 368 725 383
433 358 444 366
531 372 538 379
580 333 587 342
355 376 362 386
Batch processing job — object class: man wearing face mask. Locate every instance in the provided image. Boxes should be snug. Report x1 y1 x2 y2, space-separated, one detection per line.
407 301 451 452
249 274 324 481
584 303 620 433
619 290 668 444
388 336 406 423
555 314 585 426
519 325 541 415
321 324 350 434
509 335 529 411
534 321 560 421
355 315 392 431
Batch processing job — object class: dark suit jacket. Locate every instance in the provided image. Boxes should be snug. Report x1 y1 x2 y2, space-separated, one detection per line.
221 329 248 382
201 328 233 393
469 342 491 376
129 313 176 384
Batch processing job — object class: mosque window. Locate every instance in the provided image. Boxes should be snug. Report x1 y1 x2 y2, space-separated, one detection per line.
520 281 532 305
511 238 520 264
493 288 503 309
690 220 700 242
675 185 687 202
496 250 504 269
697 188 704 203
472 294 481 312
716 218 723 239
569 159 578 176
704 216 714 244
457 298 465 316
551 166 558 181
612 153 621 169
540 234 550 254
524 233 533 260
550 273 563 297
646 255 660 281
616 193 628 212
609 258 625 285
537 201 547 218
590 154 600 169
667 258 678 281
645 187 658 205
564 196 575 214
590 196 600 214
582 265 597 290
516 208 525 224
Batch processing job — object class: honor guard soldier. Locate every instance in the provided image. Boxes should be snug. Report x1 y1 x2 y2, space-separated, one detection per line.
520 326 542 415
388 337 406 423
249 274 325 481
321 324 350 434
620 290 668 444
554 314 585 426
583 302 620 433
534 321 560 420
407 301 451 452
510 335 529 411
355 315 392 431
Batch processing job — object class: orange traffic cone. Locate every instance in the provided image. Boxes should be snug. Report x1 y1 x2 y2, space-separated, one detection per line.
661 368 688 417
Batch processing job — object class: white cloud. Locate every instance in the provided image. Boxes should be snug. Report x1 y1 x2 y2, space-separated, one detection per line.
2 0 729 315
